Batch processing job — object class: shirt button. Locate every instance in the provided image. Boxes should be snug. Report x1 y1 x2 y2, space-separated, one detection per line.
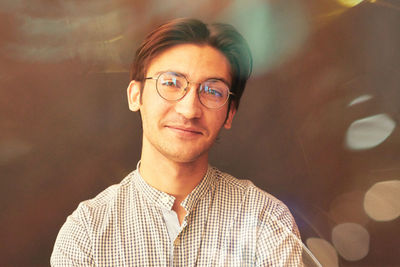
161 196 169 204
174 237 180 246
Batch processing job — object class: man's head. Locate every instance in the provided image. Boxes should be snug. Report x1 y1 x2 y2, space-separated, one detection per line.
130 18 253 111
127 18 252 164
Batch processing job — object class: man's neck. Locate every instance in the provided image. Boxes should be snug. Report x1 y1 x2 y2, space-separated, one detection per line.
139 148 209 204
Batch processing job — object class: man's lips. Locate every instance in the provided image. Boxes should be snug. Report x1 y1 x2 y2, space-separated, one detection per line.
165 125 204 135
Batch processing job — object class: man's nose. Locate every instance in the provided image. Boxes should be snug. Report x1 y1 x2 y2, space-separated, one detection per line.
174 83 202 119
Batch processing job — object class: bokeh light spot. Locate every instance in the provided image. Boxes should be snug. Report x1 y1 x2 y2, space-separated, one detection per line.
345 113 395 150
306 238 339 267
329 191 369 225
219 1 308 75
364 180 400 221
331 223 369 261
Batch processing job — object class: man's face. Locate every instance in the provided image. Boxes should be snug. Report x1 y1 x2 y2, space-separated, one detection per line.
127 44 236 163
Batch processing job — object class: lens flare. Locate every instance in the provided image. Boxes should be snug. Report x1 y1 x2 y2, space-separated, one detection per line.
218 1 308 74
306 238 339 267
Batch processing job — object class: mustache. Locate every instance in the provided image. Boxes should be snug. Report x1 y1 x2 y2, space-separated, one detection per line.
161 116 206 133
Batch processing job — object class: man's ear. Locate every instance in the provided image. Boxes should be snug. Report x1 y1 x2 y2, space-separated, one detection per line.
127 80 141 112
224 105 236 129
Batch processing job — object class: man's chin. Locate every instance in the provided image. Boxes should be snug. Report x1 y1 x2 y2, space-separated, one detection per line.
166 153 203 164
160 148 209 164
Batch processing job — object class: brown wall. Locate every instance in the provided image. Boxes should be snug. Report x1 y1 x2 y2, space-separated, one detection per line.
1 0 399 266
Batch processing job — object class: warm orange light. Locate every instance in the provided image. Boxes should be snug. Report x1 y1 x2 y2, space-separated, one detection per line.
337 0 365 7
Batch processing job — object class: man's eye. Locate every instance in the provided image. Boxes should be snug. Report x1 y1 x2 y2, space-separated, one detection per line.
204 87 223 97
161 79 181 88
163 81 175 86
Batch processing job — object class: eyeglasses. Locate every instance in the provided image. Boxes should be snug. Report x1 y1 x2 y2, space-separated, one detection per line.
145 71 234 109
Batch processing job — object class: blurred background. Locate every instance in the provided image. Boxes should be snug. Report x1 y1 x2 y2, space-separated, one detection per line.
0 0 399 266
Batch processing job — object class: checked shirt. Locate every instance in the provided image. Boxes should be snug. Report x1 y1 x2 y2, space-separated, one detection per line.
51 166 303 266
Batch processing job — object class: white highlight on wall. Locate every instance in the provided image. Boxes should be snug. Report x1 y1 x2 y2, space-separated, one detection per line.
348 94 373 107
345 113 395 150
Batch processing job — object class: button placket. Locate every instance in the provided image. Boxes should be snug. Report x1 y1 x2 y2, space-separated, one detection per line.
173 236 180 246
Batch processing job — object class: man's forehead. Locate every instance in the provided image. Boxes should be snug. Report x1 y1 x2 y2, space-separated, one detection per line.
145 44 232 83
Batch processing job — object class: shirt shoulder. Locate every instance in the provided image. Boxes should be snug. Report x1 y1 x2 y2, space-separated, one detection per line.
213 167 287 211
73 171 136 234
210 168 303 266
50 172 136 266
212 167 300 237
81 172 134 209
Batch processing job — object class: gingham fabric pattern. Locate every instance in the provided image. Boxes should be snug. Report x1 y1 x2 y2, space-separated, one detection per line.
51 166 303 266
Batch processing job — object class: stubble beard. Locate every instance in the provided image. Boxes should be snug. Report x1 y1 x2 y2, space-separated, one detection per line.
151 133 212 164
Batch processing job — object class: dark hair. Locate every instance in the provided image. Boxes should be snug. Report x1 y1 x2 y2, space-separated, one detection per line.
130 18 253 110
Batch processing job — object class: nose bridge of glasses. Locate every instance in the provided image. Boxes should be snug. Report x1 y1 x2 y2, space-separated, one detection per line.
184 80 202 92
181 81 203 104
173 80 203 118
179 81 203 106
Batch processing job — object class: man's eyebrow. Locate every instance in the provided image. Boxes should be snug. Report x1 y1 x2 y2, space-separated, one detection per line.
152 70 231 87
206 77 231 87
152 70 185 77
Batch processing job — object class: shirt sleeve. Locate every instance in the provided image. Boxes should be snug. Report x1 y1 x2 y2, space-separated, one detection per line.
50 204 95 267
255 202 304 267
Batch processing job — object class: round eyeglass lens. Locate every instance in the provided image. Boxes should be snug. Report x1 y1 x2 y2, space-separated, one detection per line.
157 72 187 100
199 81 229 108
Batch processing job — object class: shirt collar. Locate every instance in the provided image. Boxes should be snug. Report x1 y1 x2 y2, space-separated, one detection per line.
132 161 216 212
181 166 215 213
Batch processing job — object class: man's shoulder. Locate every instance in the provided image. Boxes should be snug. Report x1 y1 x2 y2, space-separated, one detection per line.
74 171 135 215
212 167 287 212
51 171 137 265
212 167 300 243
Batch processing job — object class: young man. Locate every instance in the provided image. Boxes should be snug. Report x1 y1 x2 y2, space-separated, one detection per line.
51 18 303 266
